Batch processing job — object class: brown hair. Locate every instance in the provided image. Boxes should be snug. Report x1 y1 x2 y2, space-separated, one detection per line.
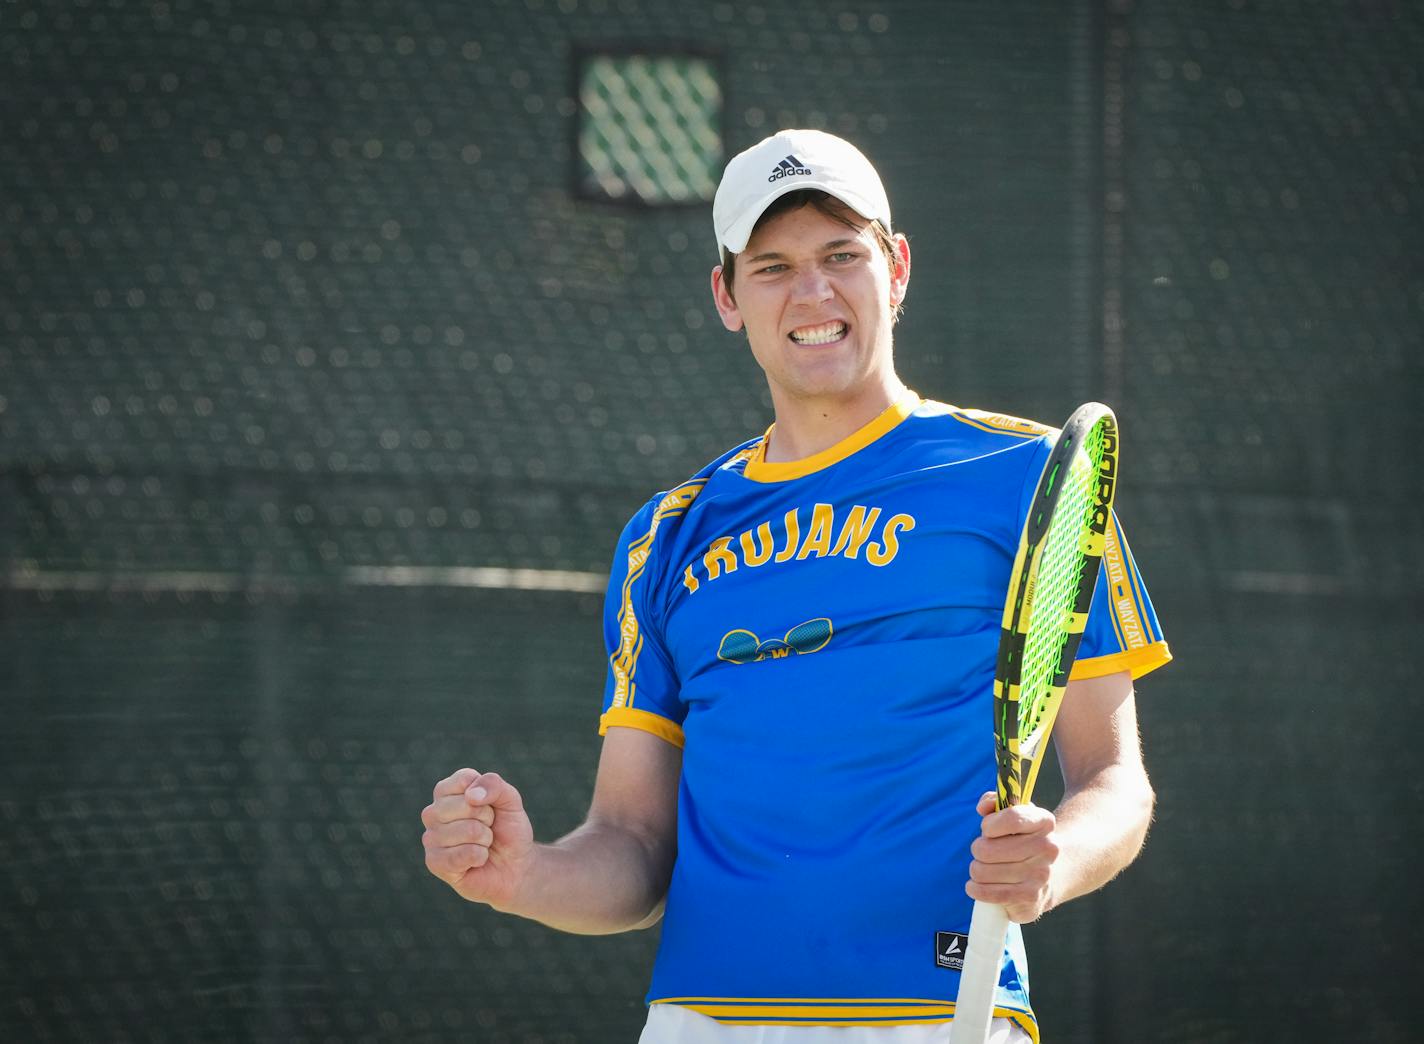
721 189 903 321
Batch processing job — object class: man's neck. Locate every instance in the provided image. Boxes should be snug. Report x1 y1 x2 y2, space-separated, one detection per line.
763 378 911 464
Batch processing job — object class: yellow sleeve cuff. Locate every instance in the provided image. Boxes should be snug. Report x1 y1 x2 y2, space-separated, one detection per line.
1070 639 1173 682
599 707 686 749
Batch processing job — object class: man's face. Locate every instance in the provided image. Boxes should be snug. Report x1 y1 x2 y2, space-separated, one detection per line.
711 203 910 407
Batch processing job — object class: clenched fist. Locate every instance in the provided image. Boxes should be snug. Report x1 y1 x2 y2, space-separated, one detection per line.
421 768 536 910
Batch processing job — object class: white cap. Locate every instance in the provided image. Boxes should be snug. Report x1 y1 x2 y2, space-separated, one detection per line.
712 129 892 259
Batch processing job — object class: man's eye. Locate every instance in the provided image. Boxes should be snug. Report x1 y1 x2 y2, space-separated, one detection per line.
829 252 857 263
757 263 788 275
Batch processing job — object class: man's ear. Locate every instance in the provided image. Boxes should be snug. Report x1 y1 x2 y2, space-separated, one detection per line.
711 266 744 333
888 233 911 309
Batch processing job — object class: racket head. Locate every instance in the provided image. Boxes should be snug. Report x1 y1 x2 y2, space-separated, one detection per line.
993 402 1119 809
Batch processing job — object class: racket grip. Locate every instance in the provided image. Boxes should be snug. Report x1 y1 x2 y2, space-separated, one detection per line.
948 899 1010 1044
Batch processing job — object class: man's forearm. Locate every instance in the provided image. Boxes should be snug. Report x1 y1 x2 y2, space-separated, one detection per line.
491 818 674 935
1047 763 1155 912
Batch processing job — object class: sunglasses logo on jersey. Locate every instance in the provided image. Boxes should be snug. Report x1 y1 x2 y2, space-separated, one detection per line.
717 618 833 664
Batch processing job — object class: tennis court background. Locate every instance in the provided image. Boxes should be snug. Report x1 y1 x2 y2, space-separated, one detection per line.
2 1 1421 1041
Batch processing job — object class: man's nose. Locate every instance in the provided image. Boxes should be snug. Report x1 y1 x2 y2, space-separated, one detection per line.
789 266 833 305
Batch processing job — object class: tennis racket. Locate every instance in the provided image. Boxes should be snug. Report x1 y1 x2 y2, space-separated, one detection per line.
948 402 1119 1044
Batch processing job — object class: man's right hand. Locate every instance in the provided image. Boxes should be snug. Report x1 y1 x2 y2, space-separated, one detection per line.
421 767 535 909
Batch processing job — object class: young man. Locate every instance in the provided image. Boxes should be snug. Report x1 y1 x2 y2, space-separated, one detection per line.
421 129 1171 1042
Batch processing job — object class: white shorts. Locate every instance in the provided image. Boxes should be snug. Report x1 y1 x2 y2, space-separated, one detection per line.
638 1004 1033 1044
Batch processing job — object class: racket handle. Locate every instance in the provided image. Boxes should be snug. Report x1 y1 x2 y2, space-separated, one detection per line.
948 899 1010 1044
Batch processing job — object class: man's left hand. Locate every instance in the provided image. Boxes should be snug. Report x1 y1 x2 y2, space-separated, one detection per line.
964 790 1059 924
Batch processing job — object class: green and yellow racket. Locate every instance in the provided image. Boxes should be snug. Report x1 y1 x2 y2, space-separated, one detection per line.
949 402 1119 1043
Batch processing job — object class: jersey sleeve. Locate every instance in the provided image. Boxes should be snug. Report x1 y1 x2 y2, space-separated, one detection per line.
1071 512 1172 681
597 497 687 748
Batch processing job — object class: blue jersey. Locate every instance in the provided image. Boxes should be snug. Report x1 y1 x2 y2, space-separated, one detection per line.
598 394 1170 1037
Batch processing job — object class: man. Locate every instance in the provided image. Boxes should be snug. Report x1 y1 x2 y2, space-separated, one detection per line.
421 129 1171 1042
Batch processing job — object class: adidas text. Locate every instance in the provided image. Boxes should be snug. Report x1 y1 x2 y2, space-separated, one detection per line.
767 155 811 182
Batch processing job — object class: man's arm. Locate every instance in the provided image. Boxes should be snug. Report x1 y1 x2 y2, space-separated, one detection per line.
421 725 681 935
965 669 1154 923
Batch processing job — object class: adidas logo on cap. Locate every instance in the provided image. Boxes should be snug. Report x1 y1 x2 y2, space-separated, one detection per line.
767 154 812 182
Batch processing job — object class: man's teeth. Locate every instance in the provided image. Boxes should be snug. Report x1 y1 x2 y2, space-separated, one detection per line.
789 322 847 345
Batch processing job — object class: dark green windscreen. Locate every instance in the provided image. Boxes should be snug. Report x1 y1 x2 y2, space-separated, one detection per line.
3 1 1420 1040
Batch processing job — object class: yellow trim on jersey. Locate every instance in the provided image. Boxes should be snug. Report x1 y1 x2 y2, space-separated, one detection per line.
742 391 921 483
1100 515 1156 652
651 998 1038 1038
599 707 685 748
1124 526 1158 645
1102 516 1129 651
661 998 952 1020
727 443 759 469
608 481 704 713
1070 639 1173 682
948 408 1053 439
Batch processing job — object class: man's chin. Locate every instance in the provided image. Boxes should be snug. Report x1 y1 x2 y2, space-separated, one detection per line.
768 373 868 404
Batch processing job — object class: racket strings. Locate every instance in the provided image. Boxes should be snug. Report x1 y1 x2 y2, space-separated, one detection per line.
1017 423 1108 740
